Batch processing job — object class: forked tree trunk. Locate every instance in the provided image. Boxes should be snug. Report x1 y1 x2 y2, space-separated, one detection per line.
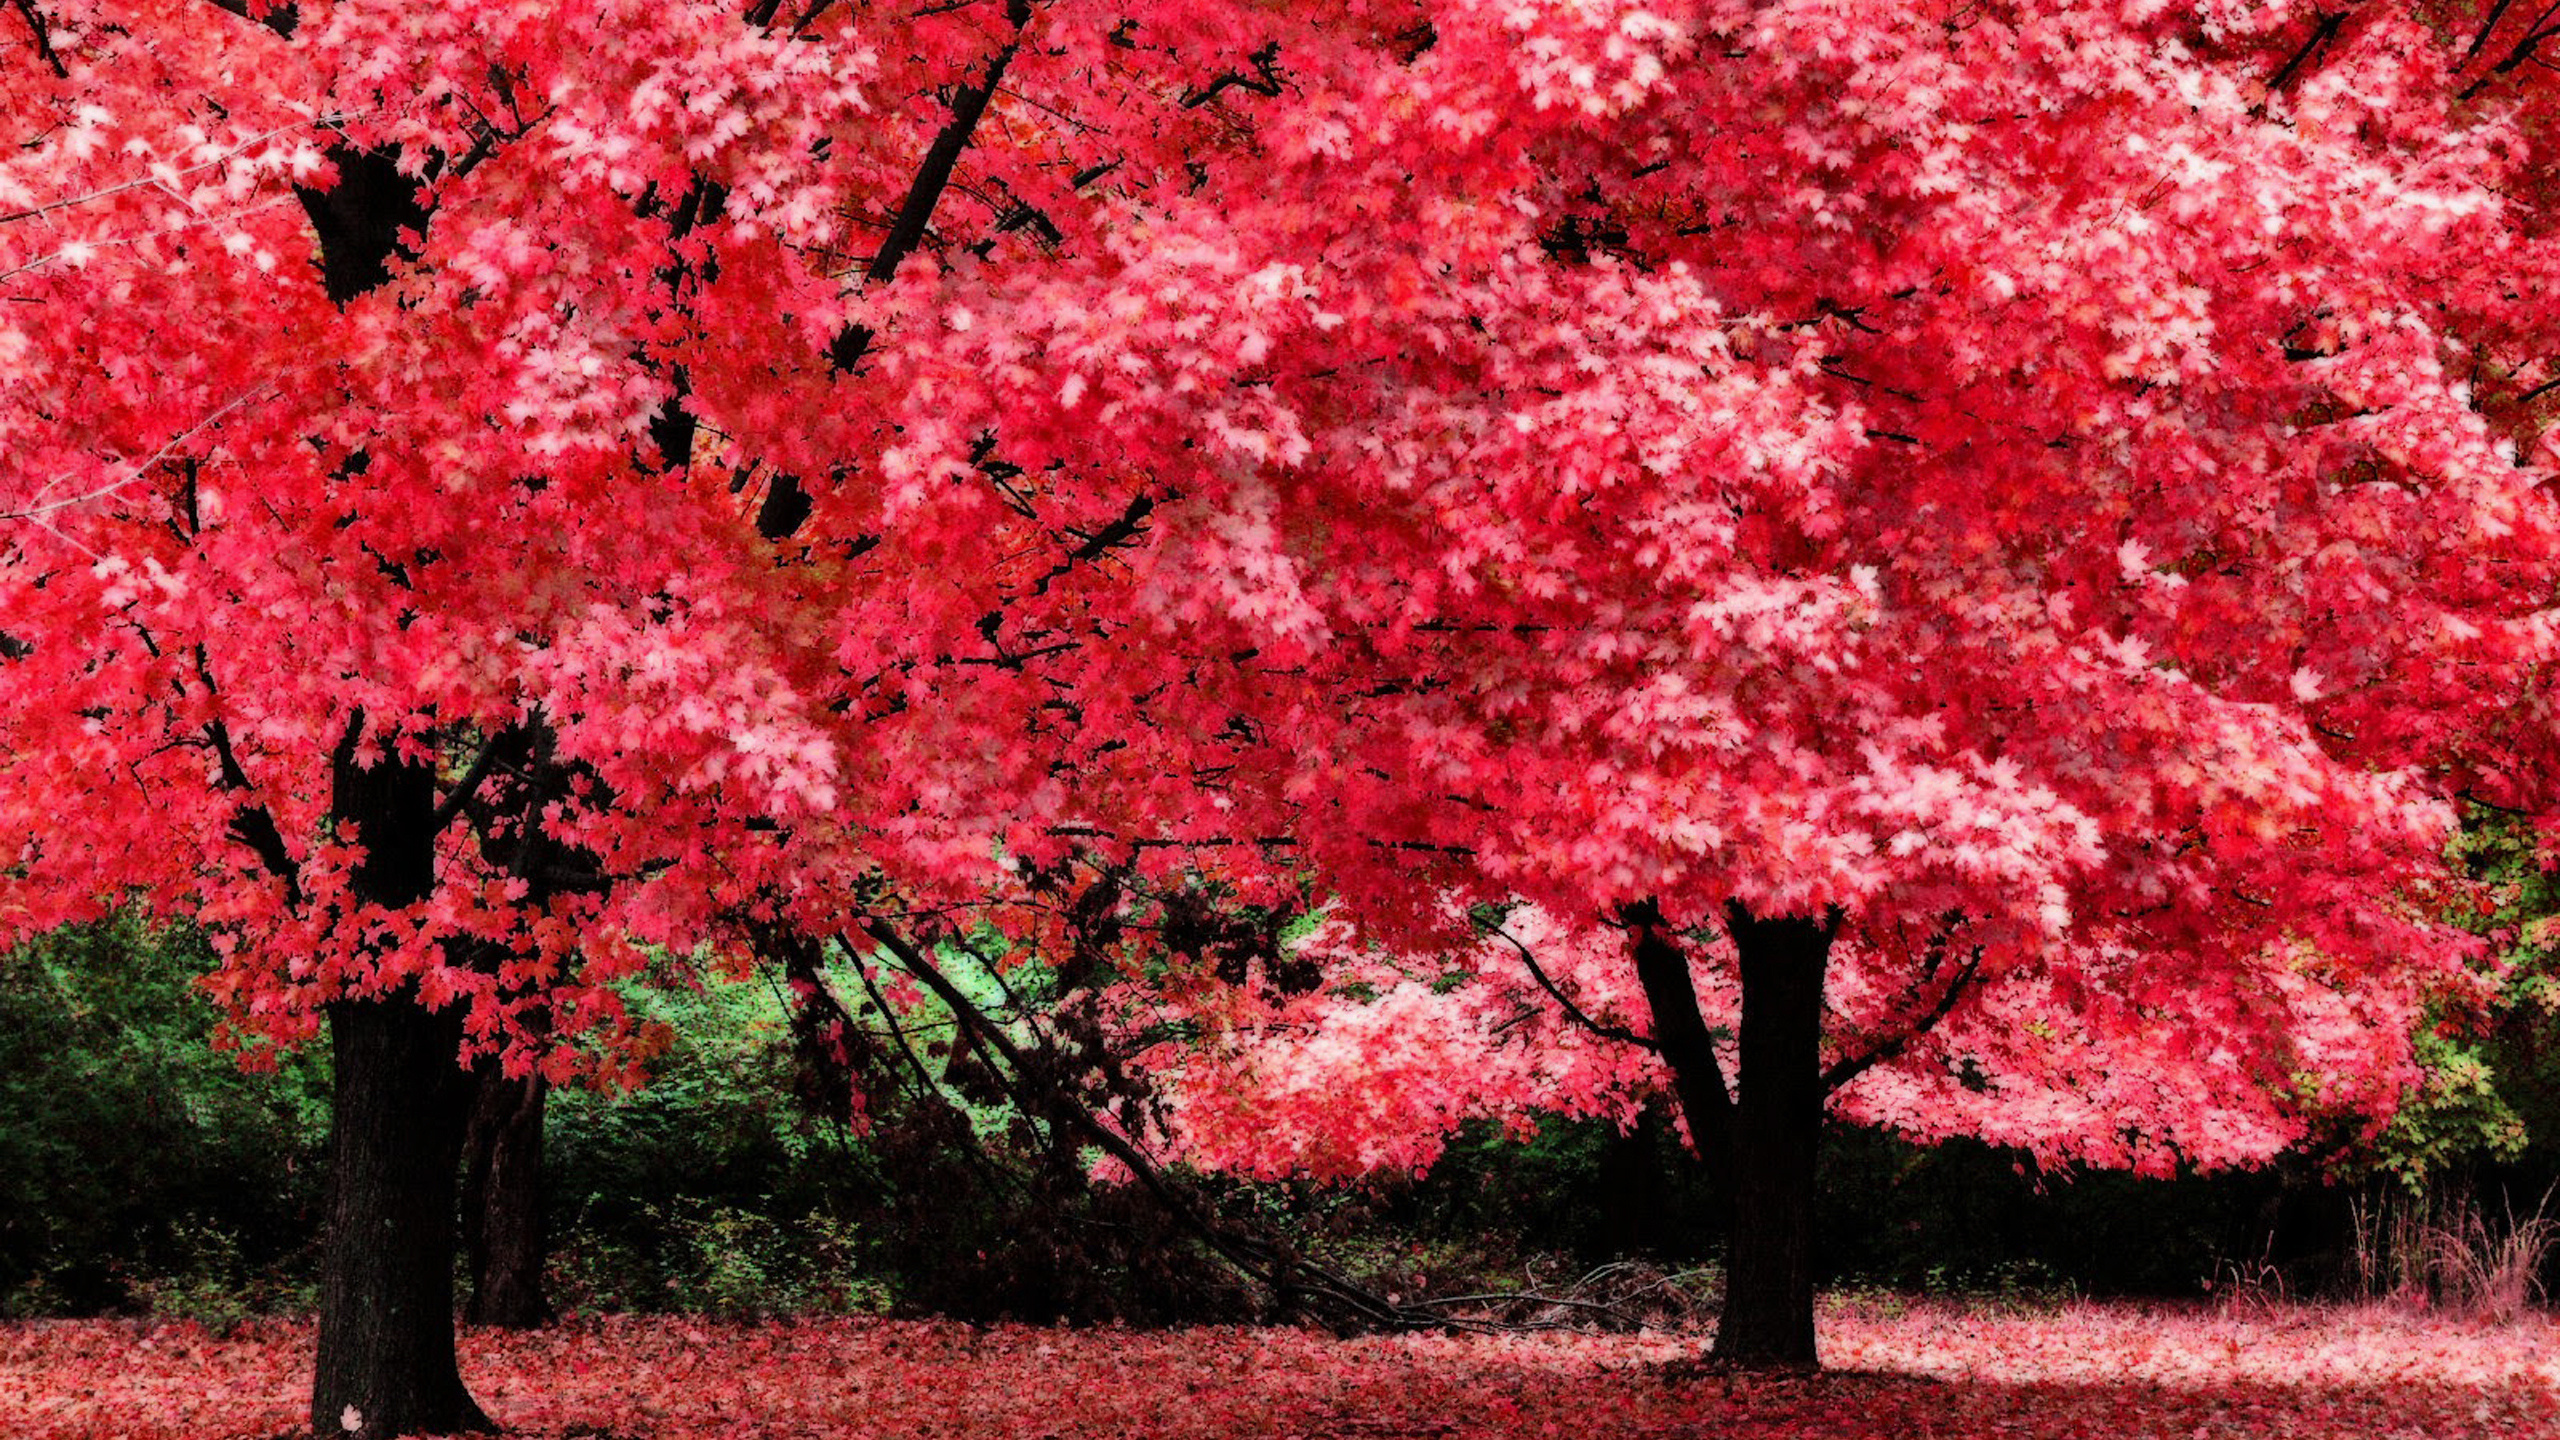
463 1068 554 1329
311 735 492 1438
1630 900 1835 1370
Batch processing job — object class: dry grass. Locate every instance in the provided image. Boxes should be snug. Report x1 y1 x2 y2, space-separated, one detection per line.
2349 1188 2557 1323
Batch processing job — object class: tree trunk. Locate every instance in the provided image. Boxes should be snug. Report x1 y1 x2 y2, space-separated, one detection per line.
1627 901 1734 1166
1627 900 1836 1370
291 123 487 1434
462 1067 554 1328
313 996 493 1439
1710 904 1834 1369
311 733 492 1438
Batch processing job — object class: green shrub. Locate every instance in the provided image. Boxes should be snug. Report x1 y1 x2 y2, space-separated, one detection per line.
0 915 328 1316
550 1197 881 1317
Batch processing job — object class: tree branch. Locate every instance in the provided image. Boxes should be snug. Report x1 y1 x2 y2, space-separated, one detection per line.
764 1 1032 540
193 648 301 905
200 0 297 38
2260 10 2346 104
1622 899 1734 1161
13 0 66 77
1820 929 1983 1094
820 0 1031 375
2461 1 2560 98
428 722 537 835
2468 0 2523 62
1178 43 1284 109
1026 489 1157 597
1486 924 1655 1052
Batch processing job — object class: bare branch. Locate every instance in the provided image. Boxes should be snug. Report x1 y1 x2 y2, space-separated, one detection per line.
1820 931 1983 1094
1486 924 1655 1052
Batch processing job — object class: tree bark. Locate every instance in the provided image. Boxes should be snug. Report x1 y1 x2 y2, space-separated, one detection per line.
313 997 493 1439
1625 900 1733 1164
263 46 489 1425
1627 899 1837 1369
310 733 492 1438
462 1067 554 1329
1709 903 1834 1369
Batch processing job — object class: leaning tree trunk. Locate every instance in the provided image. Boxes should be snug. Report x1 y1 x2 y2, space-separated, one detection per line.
1628 900 1835 1370
462 1067 554 1328
310 730 493 1439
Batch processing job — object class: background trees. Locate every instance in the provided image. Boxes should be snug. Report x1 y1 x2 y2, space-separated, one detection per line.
0 918 329 1322
5 908 2551 1329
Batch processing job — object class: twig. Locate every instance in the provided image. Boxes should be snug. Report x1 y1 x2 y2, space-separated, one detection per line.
5 384 271 523
1488 925 1655 1051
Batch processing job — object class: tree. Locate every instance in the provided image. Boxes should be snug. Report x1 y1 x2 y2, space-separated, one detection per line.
460 1064 554 1329
1027 3 2560 1367
0 0 1316 1429
6 4 2560 1431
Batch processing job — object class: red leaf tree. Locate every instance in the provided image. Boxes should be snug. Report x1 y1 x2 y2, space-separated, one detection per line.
5 0 2560 1428
1024 0 2560 1367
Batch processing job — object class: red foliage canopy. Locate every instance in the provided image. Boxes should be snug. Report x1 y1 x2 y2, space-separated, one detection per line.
4 1 2559 1170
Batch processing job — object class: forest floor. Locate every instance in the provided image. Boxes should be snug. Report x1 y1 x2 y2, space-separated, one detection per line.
4 1297 2557 1438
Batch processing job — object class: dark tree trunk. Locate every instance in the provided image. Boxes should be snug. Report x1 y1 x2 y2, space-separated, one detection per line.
279 98 489 1434
313 997 493 1439
1627 901 1734 1164
1595 1113 1666 1255
1710 904 1834 1369
462 1067 554 1328
1627 900 1836 1370
311 731 492 1438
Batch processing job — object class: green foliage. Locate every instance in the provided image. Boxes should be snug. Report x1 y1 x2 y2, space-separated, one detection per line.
2369 813 2560 1192
551 1198 881 1318
542 967 885 1315
0 914 329 1317
2374 1033 2533 1188
547 969 817 1203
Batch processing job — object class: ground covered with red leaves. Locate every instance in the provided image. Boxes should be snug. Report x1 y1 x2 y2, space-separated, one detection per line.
5 1301 2556 1439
